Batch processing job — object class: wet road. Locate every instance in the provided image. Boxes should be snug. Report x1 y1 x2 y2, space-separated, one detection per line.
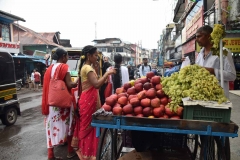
228 93 240 159
0 91 239 160
0 91 79 160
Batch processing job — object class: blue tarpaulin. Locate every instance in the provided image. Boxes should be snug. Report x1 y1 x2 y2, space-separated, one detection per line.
164 65 181 77
12 55 46 65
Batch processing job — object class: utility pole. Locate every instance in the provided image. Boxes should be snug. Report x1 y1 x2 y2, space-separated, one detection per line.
218 0 224 88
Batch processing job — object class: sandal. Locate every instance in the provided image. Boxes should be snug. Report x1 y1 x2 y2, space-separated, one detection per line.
67 152 77 159
47 157 63 160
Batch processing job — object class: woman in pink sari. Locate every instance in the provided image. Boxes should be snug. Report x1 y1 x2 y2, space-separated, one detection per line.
72 45 116 160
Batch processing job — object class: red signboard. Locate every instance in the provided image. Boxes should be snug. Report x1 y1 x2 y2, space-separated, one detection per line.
0 42 20 49
183 6 203 54
0 41 20 54
186 7 203 39
183 39 195 54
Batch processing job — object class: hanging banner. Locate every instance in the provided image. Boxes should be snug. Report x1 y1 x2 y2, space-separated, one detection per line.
158 55 164 66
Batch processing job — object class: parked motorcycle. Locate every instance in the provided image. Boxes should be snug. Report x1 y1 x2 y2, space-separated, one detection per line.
16 79 23 91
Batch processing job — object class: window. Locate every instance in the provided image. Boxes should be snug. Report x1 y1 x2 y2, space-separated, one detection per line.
108 48 113 52
209 13 215 27
116 47 123 52
186 1 203 25
99 48 107 52
0 24 10 41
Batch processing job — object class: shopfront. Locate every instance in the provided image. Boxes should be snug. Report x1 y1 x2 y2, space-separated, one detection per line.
183 39 196 64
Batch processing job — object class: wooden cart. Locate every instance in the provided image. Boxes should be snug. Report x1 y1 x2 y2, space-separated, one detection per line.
91 115 238 160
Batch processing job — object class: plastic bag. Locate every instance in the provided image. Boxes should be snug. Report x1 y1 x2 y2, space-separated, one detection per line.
181 56 190 69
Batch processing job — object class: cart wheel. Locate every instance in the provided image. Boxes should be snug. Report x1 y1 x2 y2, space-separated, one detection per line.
187 134 199 160
114 130 123 159
224 137 230 160
199 136 227 160
96 128 113 160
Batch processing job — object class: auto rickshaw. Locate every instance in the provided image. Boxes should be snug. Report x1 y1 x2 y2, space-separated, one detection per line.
51 47 103 80
0 49 20 126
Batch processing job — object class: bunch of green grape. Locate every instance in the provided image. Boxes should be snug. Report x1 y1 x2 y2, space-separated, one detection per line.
162 65 228 111
210 24 228 56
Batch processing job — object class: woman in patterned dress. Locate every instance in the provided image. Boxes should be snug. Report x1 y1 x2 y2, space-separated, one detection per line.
72 45 116 160
42 48 78 160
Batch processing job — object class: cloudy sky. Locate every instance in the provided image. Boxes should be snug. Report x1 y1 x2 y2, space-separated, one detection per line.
0 0 176 49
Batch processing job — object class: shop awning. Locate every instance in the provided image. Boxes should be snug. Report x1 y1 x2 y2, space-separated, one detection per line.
12 55 34 59
0 10 25 23
12 55 46 65
32 59 46 64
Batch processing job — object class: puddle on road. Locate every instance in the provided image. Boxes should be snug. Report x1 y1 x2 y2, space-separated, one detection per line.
19 95 42 103
0 106 44 142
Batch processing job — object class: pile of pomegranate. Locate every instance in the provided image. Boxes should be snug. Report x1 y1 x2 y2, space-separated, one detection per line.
102 72 183 119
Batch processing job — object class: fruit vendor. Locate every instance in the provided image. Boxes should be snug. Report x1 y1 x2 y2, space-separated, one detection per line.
139 58 152 77
195 25 236 98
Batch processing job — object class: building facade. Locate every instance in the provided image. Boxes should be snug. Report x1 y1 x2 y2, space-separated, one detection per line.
0 10 25 54
158 0 240 89
93 38 132 65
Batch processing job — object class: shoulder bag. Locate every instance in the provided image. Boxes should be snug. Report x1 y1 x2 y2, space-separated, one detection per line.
48 64 72 108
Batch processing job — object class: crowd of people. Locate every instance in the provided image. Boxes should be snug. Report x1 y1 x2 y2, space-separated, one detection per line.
41 25 236 160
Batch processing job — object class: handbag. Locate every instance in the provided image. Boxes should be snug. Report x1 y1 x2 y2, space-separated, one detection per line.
104 75 113 98
48 64 72 108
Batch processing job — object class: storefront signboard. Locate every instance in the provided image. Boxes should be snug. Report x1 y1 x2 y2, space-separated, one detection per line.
196 38 240 53
33 50 46 59
186 7 203 39
223 38 240 53
0 41 20 54
183 39 195 54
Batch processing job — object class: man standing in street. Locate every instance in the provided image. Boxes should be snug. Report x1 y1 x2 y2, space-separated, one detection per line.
34 69 41 91
195 25 236 98
30 70 35 90
139 58 151 77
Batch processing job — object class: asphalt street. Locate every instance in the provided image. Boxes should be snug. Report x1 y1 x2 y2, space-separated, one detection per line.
0 90 79 160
